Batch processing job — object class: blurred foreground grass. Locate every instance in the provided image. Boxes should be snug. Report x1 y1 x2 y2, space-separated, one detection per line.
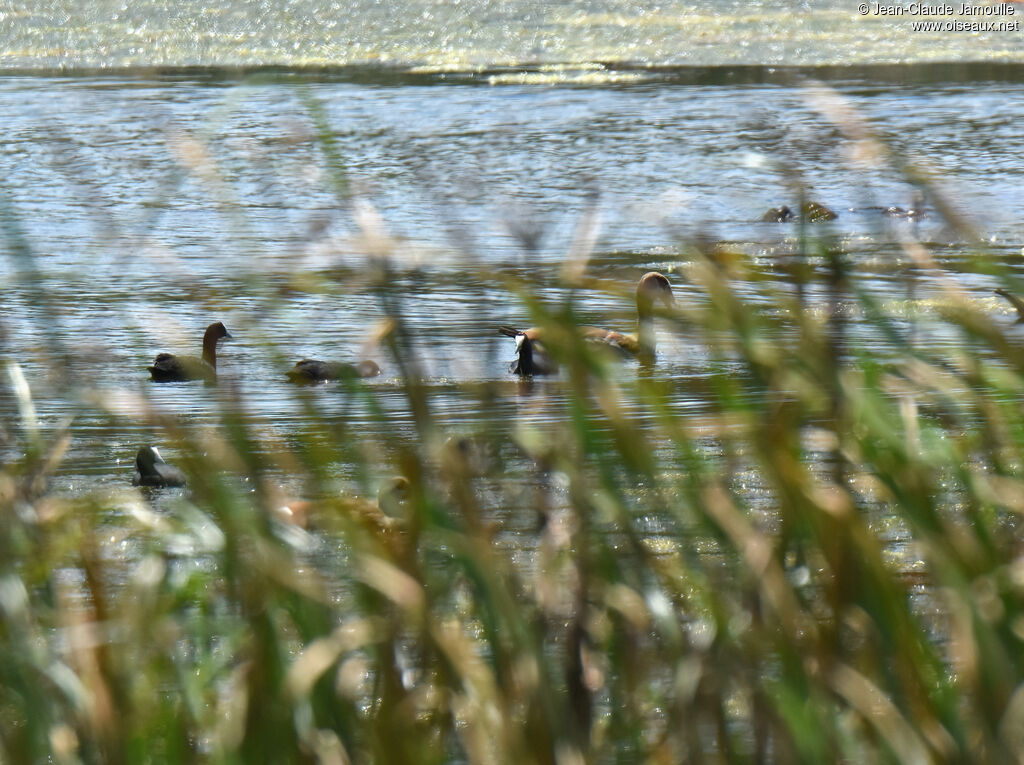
4 88 1024 764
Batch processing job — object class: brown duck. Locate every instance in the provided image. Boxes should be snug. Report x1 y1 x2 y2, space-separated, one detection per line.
148 322 232 383
286 359 381 384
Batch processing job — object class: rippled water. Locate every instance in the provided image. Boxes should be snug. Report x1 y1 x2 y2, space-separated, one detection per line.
2 66 1024 501
3 0 1022 70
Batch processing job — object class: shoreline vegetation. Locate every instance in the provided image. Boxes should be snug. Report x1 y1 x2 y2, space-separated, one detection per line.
4 83 1024 762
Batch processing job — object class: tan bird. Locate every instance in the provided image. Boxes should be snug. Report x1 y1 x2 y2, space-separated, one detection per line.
148 322 232 383
286 359 381 384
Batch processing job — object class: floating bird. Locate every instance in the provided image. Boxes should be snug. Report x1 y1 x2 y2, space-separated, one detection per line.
995 288 1024 323
761 201 837 222
148 321 232 383
274 476 410 533
500 272 675 375
132 446 187 488
801 200 838 221
761 205 795 223
285 358 381 384
348 476 413 560
356 475 411 533
498 327 559 376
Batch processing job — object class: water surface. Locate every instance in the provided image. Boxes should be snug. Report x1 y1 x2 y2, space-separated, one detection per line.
1 67 1023 507
3 0 1022 71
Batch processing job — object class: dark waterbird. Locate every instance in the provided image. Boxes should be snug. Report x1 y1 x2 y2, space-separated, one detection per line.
148 321 232 383
500 272 675 375
285 358 381 384
132 446 187 488
761 205 795 222
761 200 838 222
498 327 559 376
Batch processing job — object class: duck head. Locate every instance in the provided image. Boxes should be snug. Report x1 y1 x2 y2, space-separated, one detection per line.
204 322 232 343
133 446 187 487
510 332 558 376
136 446 162 475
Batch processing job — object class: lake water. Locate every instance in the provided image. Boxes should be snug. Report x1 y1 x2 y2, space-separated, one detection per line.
3 0 1022 69
2 5 1024 499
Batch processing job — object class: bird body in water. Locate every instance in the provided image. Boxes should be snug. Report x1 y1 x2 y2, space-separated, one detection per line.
285 358 381 384
761 201 838 222
132 446 187 488
500 272 674 375
498 327 559 376
148 322 232 383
